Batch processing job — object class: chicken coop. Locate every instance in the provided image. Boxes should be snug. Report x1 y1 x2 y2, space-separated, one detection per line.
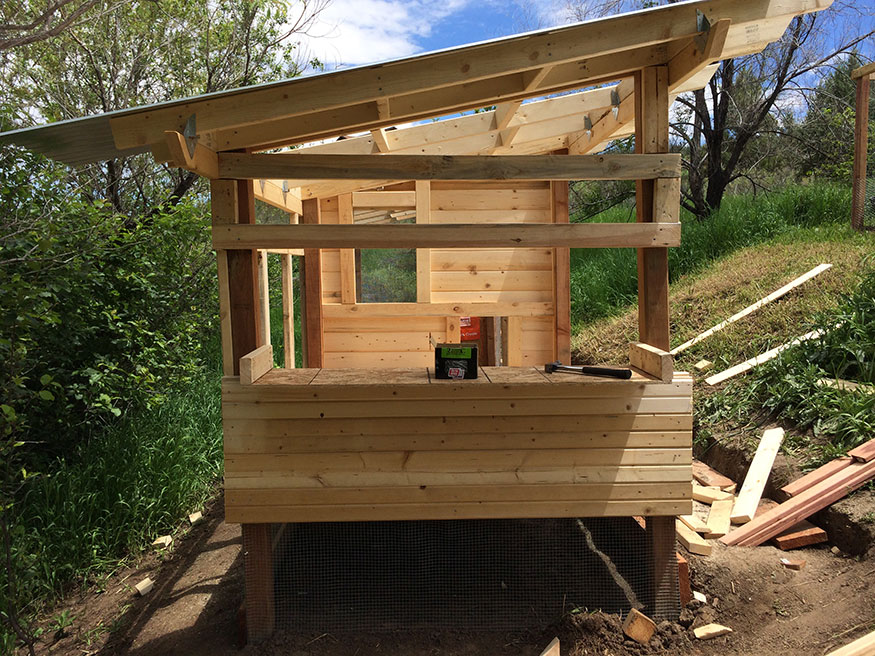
0 0 830 643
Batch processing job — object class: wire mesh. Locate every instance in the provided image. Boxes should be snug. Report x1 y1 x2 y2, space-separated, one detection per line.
244 516 679 640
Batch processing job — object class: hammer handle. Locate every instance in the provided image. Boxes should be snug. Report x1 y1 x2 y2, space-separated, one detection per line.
578 365 632 379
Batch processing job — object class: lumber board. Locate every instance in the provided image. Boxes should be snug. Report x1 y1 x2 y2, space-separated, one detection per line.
223 430 691 455
848 438 875 463
670 263 832 355
227 482 689 507
552 179 571 364
352 190 416 208
679 514 709 534
824 629 875 656
225 412 693 438
692 460 736 492
257 250 271 345
164 130 219 179
323 300 554 318
817 378 875 393
629 342 673 382
538 637 560 656
217 153 681 182
677 552 691 606
780 457 853 497
773 522 827 550
338 193 356 304
239 345 273 385
852 73 869 230
676 520 711 556
721 458 875 547
226 499 689 523
692 484 733 504
731 427 784 524
224 466 694 489
693 624 732 640
705 329 826 385
301 198 323 367
704 499 733 538
211 222 681 251
851 62 875 80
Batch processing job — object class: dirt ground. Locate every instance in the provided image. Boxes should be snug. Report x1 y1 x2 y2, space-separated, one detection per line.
27 492 875 656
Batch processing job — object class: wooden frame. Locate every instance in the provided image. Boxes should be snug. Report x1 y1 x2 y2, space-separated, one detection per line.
851 63 871 231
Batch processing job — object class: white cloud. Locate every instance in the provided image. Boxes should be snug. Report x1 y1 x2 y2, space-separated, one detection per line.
297 0 475 71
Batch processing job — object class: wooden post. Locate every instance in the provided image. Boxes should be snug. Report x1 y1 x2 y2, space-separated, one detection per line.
215 179 274 642
257 250 271 347
210 180 237 376
634 66 671 352
636 66 678 617
416 180 432 303
551 177 571 364
852 72 870 231
280 252 295 368
302 198 324 367
338 193 357 303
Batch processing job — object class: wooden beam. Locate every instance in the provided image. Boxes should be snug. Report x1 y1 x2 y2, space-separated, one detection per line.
635 66 671 352
670 263 833 355
667 19 731 90
212 222 681 251
705 328 826 385
301 198 323 367
849 438 875 463
780 456 853 497
257 250 271 346
338 193 356 304
280 253 295 368
446 316 461 342
825 629 875 656
217 153 681 182
731 428 784 524
227 180 262 375
254 179 303 215
851 61 875 80
851 72 870 231
415 181 431 303
240 345 273 385
371 128 391 153
242 523 274 642
163 130 219 178
704 498 732 538
506 316 522 366
322 301 554 318
552 179 571 364
353 190 416 208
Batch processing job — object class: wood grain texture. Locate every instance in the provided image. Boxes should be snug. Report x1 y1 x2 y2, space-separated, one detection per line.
223 370 693 523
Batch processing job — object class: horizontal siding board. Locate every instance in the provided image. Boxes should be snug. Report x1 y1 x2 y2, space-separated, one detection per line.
430 248 554 272
226 500 690 523
431 270 553 292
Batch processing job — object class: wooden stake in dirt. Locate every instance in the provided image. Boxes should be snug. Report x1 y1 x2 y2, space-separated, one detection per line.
188 511 203 525
151 535 172 549
135 577 154 596
693 624 732 640
705 329 827 386
670 263 832 356
622 608 657 644
780 557 805 570
731 428 785 524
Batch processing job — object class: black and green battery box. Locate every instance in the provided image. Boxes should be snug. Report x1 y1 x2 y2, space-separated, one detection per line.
434 343 478 379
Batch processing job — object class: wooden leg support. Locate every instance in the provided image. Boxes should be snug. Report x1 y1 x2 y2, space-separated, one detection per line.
243 523 275 643
646 516 679 619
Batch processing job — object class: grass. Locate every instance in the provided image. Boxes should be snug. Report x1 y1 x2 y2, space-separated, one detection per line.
3 359 223 649
569 184 852 327
570 186 873 468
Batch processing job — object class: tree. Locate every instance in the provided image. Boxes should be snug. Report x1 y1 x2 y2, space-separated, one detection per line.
556 0 875 218
0 0 114 51
1 0 328 215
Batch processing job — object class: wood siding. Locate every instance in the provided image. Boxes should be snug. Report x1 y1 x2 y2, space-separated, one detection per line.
223 367 693 523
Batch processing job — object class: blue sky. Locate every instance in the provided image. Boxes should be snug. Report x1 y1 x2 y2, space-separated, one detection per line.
299 0 571 70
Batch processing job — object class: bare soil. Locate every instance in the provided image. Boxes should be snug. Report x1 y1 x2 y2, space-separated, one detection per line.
27 494 875 656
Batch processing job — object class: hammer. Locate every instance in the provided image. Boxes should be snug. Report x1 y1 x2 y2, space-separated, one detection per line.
544 361 632 379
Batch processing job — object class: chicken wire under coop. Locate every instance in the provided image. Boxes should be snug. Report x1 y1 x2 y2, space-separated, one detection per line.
244 517 679 637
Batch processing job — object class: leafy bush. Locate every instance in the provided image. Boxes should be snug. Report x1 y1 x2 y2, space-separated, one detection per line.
698 262 875 464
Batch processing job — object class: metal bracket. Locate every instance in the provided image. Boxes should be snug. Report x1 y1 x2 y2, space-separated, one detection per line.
584 115 593 135
258 179 266 192
183 114 198 159
610 89 620 120
695 10 711 51
281 180 289 203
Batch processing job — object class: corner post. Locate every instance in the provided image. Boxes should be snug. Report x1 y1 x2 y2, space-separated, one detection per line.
635 66 679 618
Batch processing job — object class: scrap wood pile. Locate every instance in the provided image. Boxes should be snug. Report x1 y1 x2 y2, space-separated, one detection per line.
676 435 875 554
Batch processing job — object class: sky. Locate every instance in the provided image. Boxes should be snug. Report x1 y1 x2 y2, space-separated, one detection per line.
297 0 572 72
